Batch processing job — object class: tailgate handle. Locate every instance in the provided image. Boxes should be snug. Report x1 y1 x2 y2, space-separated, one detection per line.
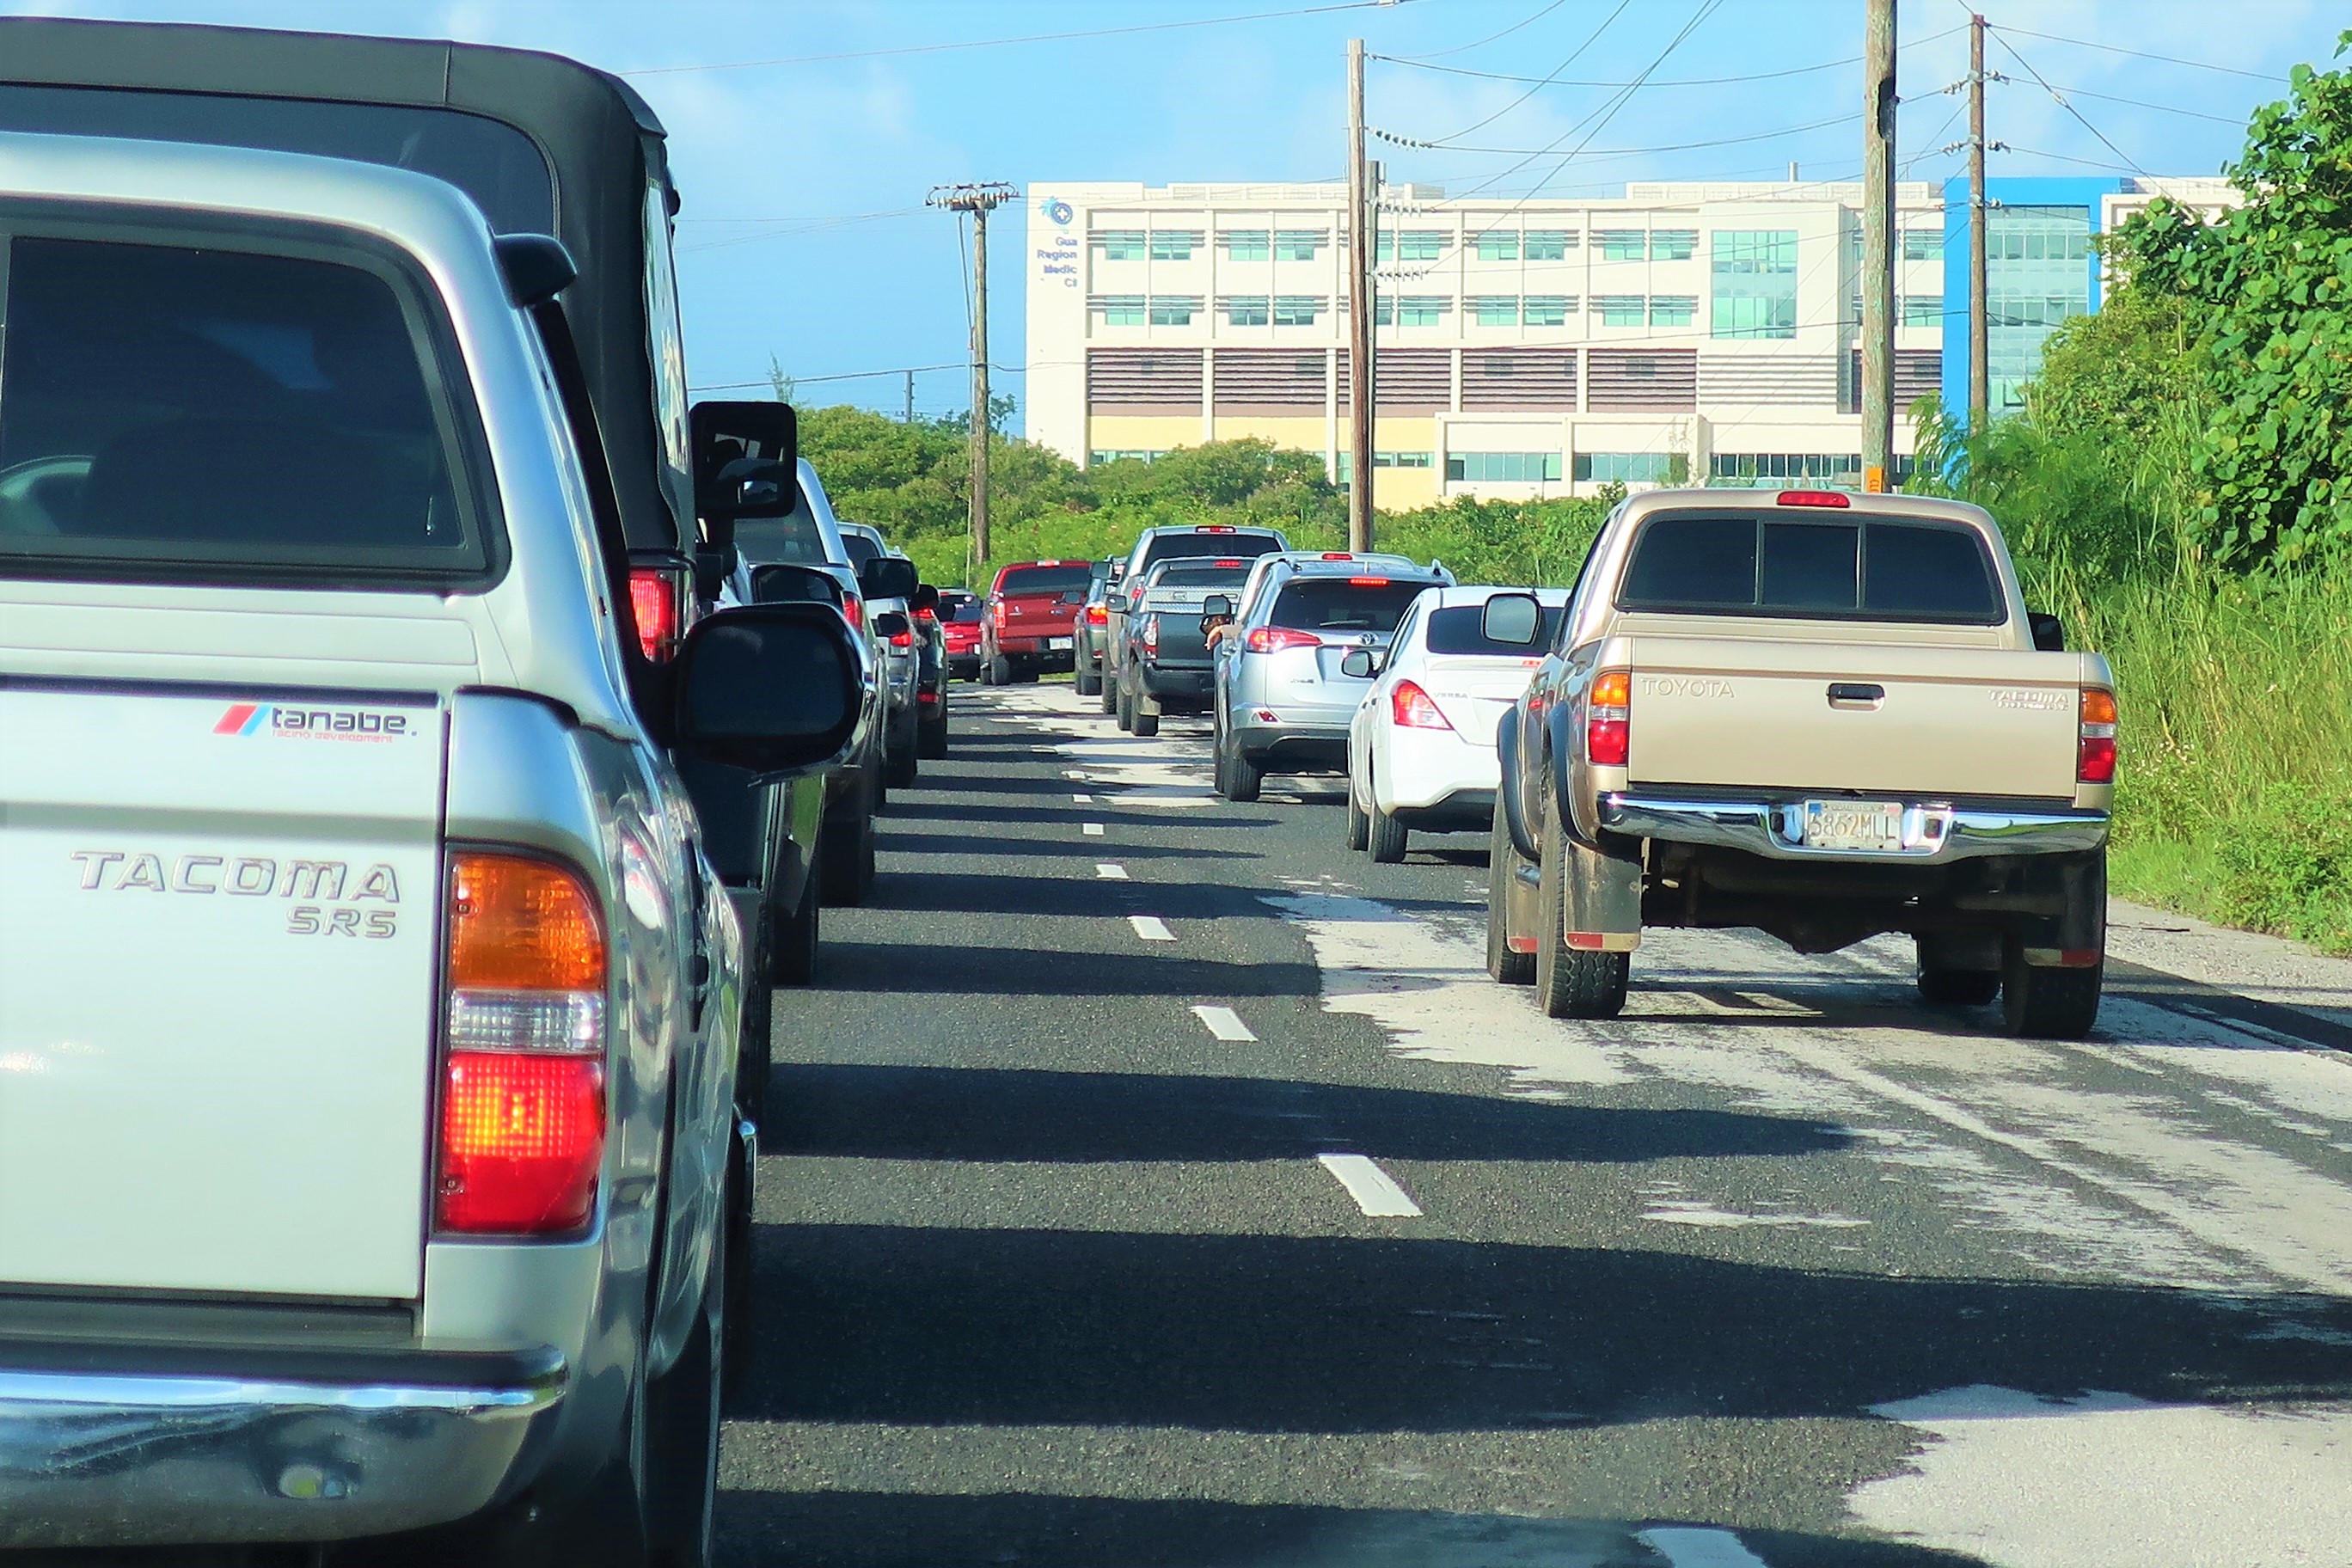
1827 682 1885 707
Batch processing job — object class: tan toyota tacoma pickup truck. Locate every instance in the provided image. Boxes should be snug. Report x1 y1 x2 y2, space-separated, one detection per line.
1484 487 2116 1038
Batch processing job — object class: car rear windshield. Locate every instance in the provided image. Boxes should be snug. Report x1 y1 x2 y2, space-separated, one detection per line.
950 603 984 623
0 230 488 584
1426 603 1566 654
1616 511 2005 624
1149 562 1252 590
838 533 883 567
1269 578 1431 634
1142 532 1284 568
1000 565 1093 597
735 509 836 566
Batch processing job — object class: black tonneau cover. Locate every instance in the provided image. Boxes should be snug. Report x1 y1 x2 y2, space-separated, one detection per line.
0 15 691 554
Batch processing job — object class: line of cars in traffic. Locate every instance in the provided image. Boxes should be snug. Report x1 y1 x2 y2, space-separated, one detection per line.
1068 489 2119 1044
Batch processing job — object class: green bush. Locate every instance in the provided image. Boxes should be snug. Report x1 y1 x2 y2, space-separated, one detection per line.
2217 785 2352 952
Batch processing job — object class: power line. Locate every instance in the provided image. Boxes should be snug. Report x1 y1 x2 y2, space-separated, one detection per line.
1426 0 1632 144
1369 22 1963 89
2033 82 2251 128
1992 25 2286 84
1390 0 1574 61
1991 31 2153 179
1377 110 1853 158
621 0 1419 77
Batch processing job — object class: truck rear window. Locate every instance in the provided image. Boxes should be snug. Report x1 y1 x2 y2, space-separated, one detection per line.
0 232 487 584
1426 603 1565 654
1148 562 1251 590
1269 579 1430 634
1617 512 2003 624
1000 565 1092 597
1141 532 1284 569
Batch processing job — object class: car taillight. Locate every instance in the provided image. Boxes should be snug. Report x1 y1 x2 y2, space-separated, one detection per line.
917 609 939 627
2079 687 2118 783
1245 626 1322 653
1320 552 1353 560
841 593 864 634
886 628 915 649
1087 603 1108 625
991 600 1008 629
1349 576 1389 587
1142 615 1160 653
627 566 685 663
1197 524 1237 533
437 852 607 1235
1390 679 1452 731
1778 490 1851 508
1587 669 1631 767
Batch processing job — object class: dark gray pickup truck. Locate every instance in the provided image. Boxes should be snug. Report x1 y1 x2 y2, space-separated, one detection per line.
1114 557 1257 738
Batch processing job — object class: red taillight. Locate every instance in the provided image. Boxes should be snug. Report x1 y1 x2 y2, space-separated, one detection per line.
437 852 607 1236
2079 687 2118 783
1390 679 1453 731
1587 669 1631 767
916 609 939 627
1320 552 1354 560
991 600 1008 629
1245 625 1322 653
841 594 865 634
627 567 684 663
1197 524 1237 533
1778 490 1852 508
1349 576 1390 587
1216 559 1243 567
1087 603 1108 625
887 628 915 649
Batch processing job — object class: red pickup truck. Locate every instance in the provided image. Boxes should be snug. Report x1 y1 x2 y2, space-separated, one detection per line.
980 560 1094 684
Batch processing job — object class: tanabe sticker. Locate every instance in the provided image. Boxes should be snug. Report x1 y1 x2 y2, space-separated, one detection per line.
214 702 416 739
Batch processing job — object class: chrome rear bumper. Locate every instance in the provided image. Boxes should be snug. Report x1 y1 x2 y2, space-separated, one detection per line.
1599 793 2108 863
0 1344 563 1547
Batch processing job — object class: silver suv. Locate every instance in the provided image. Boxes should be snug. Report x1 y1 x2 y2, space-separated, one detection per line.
1210 554 1453 801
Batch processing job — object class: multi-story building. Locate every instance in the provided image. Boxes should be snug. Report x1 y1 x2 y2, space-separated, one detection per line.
1026 175 2224 504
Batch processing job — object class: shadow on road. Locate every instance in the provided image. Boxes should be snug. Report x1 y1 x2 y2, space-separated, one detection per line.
767 1063 1853 1166
815 940 1319 998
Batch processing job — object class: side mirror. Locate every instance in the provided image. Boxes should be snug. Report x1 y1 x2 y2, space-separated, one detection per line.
859 555 920 603
673 603 862 776
1202 593 1235 619
1339 648 1383 679
1106 592 1129 614
873 610 911 640
690 401 800 521
2029 611 2067 652
1481 591 1545 647
910 583 940 614
749 561 842 606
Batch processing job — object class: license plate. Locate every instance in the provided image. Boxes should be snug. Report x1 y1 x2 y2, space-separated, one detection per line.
1048 637 1072 650
1802 799 1903 852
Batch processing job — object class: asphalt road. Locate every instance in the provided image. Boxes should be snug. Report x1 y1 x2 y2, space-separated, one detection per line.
723 681 2352 1568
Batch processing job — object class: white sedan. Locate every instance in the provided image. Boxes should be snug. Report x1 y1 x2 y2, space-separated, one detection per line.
1344 585 1570 862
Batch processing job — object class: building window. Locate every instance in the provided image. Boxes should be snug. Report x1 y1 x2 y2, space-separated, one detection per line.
1396 296 1451 327
1522 294 1575 327
1474 230 1519 261
1275 229 1326 260
1711 229 1798 340
1903 228 1945 261
1220 295 1270 327
1272 295 1325 326
1337 451 1435 480
1991 226 2092 261
1091 230 1146 261
1574 451 1675 483
1651 229 1698 262
1711 452 1861 483
1447 451 1562 482
1149 230 1202 261
1089 450 1167 465
1148 296 1202 326
1595 294 1646 327
1596 230 1646 261
1395 230 1446 262
1091 294 1147 326
1902 294 1943 328
1987 205 2092 413
1468 295 1520 327
1650 295 1697 328
1525 230 1572 260
1219 230 1270 260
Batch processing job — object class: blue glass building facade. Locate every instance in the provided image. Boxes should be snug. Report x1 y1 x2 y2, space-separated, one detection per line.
1940 176 2121 426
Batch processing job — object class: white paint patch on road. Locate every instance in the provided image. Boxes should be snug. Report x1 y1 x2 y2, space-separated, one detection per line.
1633 1527 1770 1568
1094 863 1129 881
1191 1005 1256 1042
1317 1153 1423 1217
1129 915 1175 942
1854 1384 2352 1566
1082 823 1105 836
1643 1200 1869 1229
1117 793 1219 807
1072 793 1093 804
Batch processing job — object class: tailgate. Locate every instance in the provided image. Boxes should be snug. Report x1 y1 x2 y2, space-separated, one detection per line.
1626 636 2084 799
0 685 444 1299
1004 593 1081 635
1146 597 1215 665
1418 654 1544 747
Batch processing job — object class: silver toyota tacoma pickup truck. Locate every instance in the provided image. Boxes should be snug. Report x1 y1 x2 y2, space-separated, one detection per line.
0 126 859 1564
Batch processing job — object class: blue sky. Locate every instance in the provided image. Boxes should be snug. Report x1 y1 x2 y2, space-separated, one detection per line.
8 0 2340 430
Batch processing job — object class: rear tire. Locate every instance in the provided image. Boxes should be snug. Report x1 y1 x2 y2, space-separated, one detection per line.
1918 965 1999 1006
1534 787 1628 1019
918 710 949 760
640 1249 723 1568
2002 940 2104 1038
1216 733 1263 803
1076 662 1101 696
1485 806 1534 985
1099 665 1120 714
1116 684 1135 732
1365 761 1408 863
1131 707 1160 738
1345 774 1370 850
986 653 1011 686
886 739 918 790
772 851 820 988
819 773 876 907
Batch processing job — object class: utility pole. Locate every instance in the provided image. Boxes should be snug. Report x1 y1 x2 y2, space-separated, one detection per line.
928 181 1016 570
1967 12 1990 428
1345 36 1375 552
1860 0 1896 492
904 368 916 424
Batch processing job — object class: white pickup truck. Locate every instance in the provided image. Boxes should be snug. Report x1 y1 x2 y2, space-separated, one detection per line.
1485 487 2115 1038
0 119 861 1565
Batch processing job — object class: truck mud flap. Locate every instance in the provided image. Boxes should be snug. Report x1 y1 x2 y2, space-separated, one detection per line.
1496 707 1540 864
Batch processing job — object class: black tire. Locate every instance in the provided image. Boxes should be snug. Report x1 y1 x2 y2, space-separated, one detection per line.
1076 662 1101 696
1116 684 1135 732
1486 805 1534 984
1132 707 1160 738
1918 965 2000 1006
986 652 1011 686
2002 940 2104 1038
1216 732 1263 803
640 1249 723 1568
1099 665 1120 714
1534 787 1629 1019
772 851 819 988
819 774 875 907
720 1122 756 1411
1345 774 1370 850
1365 760 1408 864
735 977 773 1130
918 711 948 760
886 740 918 790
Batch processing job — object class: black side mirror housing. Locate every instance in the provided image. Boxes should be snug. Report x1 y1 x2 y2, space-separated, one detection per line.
2029 611 2067 652
673 603 863 777
690 400 800 521
1106 592 1130 614
1481 591 1546 647
910 583 940 614
750 561 844 607
1201 593 1235 619
859 555 921 603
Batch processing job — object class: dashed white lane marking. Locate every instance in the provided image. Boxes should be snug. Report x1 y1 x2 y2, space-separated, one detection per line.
1634 1527 1769 1568
1073 793 1093 803
1130 915 1175 942
1118 793 1218 808
1316 1153 1423 1217
1095 863 1130 880
1082 823 1106 836
1191 1005 1256 1041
